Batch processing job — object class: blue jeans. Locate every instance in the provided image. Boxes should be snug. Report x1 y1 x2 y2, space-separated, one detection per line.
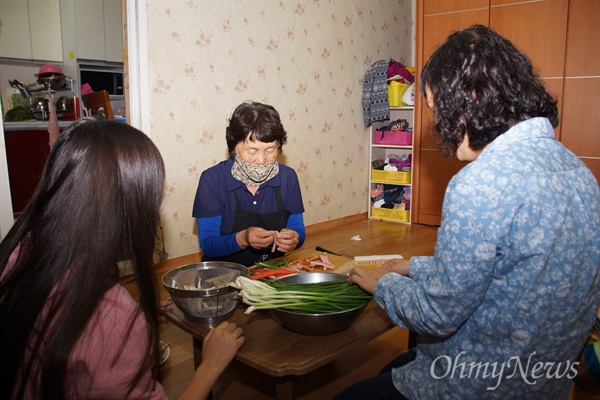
332 350 417 400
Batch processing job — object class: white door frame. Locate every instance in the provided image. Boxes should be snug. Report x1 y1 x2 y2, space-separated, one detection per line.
0 110 14 239
125 0 150 135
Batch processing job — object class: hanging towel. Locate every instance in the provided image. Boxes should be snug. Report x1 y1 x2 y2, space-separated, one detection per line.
46 93 60 146
362 59 390 127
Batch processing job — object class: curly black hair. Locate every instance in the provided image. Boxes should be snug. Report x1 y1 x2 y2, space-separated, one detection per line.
419 25 559 155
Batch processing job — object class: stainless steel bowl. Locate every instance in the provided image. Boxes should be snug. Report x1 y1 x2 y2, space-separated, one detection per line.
162 262 249 323
269 272 370 335
55 96 72 113
29 97 49 121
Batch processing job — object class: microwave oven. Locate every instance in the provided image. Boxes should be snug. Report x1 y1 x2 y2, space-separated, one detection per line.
79 65 124 97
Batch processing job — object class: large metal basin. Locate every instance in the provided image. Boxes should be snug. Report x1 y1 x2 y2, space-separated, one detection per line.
269 272 369 335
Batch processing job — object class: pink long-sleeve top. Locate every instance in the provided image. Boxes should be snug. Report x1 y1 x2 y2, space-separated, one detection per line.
4 246 168 399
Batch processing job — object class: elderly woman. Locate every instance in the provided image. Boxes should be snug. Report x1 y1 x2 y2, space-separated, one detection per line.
336 25 600 399
193 101 305 266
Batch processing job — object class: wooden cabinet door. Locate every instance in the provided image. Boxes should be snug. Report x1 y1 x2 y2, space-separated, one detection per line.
424 0 489 15
561 0 600 182
414 1 488 226
418 150 468 226
490 0 568 136
490 0 568 79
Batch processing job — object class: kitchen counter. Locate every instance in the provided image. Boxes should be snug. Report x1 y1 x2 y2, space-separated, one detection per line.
3 120 74 131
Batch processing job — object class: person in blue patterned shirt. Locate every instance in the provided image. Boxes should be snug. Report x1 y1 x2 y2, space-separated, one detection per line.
336 25 600 400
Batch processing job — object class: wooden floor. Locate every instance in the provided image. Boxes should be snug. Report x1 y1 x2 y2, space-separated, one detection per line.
158 214 438 399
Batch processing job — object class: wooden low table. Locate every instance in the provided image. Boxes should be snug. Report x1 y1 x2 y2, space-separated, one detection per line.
159 250 394 400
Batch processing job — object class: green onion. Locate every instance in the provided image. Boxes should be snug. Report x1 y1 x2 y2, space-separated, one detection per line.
230 276 372 314
251 259 290 270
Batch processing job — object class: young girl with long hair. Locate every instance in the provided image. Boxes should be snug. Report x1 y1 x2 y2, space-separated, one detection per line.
0 118 244 399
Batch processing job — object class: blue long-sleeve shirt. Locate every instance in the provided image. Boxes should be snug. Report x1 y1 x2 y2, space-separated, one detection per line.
376 118 600 399
193 157 305 258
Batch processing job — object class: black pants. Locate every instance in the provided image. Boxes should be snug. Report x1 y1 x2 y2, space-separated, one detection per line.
332 349 417 400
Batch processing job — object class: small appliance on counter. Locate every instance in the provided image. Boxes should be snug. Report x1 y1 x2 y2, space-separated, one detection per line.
78 62 125 111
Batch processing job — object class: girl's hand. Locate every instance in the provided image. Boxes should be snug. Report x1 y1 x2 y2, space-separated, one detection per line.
179 321 245 399
158 299 173 324
201 321 245 374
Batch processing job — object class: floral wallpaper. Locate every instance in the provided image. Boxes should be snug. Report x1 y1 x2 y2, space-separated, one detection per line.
143 0 414 259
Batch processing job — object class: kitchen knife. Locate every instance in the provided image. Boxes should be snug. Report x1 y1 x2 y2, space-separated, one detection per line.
315 246 353 258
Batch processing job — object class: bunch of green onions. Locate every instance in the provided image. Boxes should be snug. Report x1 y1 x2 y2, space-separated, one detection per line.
230 276 372 315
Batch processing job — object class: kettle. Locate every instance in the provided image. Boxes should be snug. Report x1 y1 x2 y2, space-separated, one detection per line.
29 97 49 121
55 96 72 113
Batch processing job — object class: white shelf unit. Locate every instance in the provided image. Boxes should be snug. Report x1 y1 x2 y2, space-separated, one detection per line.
368 106 414 224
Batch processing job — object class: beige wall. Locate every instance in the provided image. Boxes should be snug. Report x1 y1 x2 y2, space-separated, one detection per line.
143 0 414 259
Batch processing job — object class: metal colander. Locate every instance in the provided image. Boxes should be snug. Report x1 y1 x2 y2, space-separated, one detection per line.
162 261 249 323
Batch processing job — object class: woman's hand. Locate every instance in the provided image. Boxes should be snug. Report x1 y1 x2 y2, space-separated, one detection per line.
348 267 389 294
235 227 299 252
273 228 299 252
348 258 410 294
201 321 245 375
237 227 278 249
380 258 410 276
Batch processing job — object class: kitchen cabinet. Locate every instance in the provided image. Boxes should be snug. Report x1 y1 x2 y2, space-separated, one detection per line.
368 107 414 224
74 0 123 62
560 0 600 181
0 0 63 62
3 122 72 216
412 0 600 226
3 129 50 215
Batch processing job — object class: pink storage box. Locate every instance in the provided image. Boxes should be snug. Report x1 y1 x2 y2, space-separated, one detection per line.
374 130 412 145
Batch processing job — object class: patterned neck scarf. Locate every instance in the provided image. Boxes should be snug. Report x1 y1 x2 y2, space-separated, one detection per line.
231 154 279 187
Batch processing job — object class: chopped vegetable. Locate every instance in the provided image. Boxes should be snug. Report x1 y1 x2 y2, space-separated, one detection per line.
248 259 291 280
250 260 290 270
159 340 170 352
250 268 296 280
248 255 337 280
230 276 372 314
286 255 336 272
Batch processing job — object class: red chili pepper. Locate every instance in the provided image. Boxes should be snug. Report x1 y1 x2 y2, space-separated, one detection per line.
250 268 296 280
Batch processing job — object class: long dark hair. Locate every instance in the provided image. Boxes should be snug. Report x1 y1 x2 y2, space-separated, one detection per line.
420 24 559 154
225 101 288 155
0 118 165 399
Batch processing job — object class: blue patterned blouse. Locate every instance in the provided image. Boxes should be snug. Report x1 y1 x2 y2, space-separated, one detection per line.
375 117 600 399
